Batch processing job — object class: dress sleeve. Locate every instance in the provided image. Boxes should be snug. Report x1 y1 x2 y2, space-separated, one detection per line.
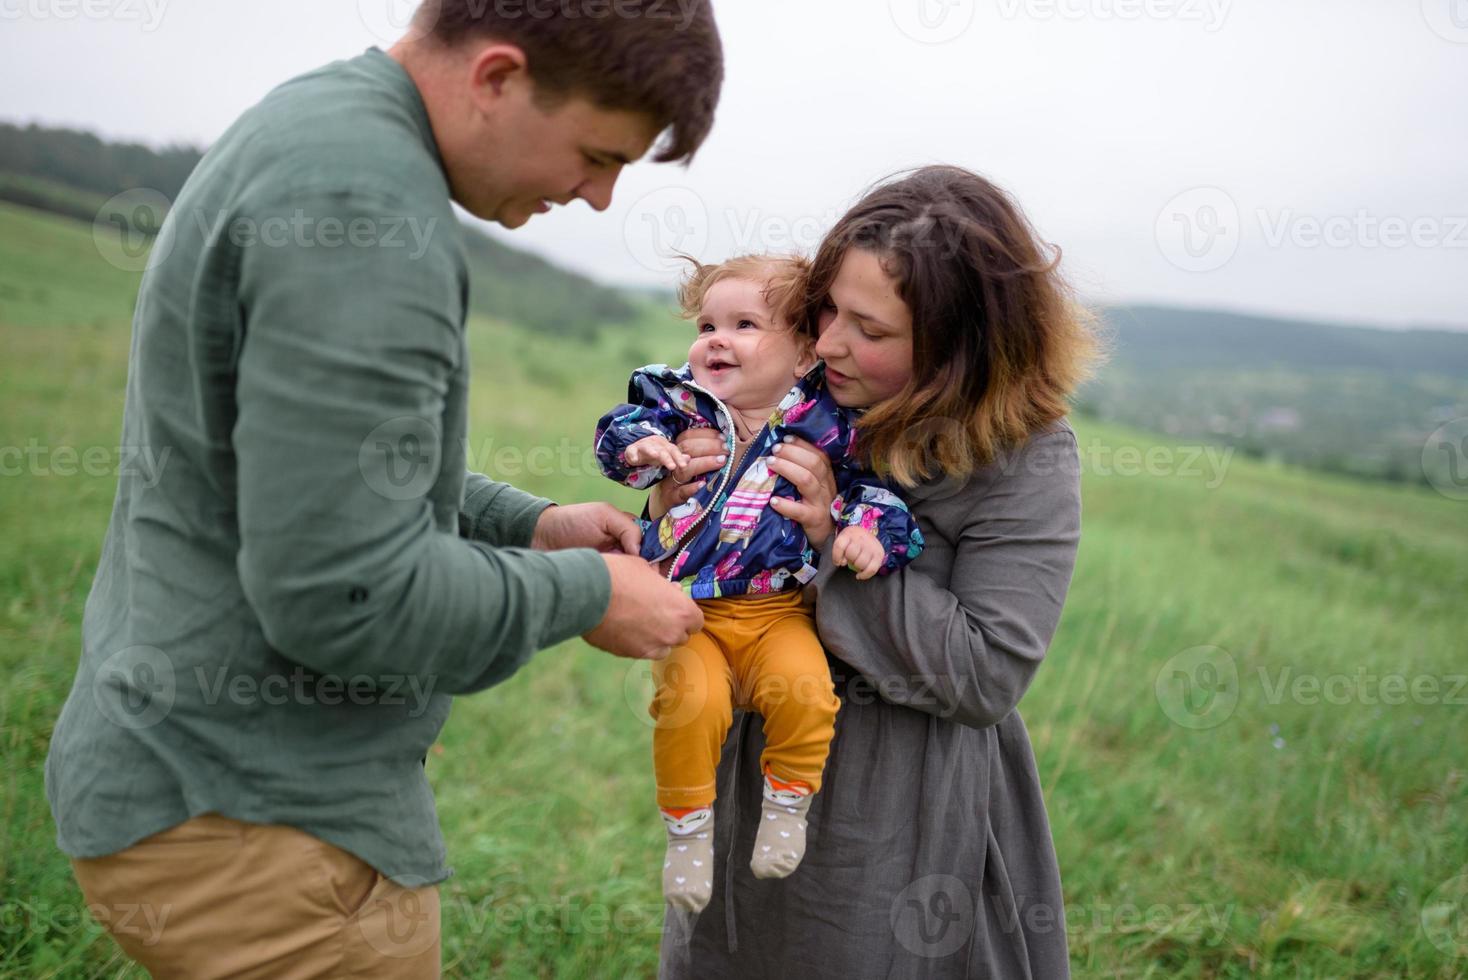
810 426 1081 729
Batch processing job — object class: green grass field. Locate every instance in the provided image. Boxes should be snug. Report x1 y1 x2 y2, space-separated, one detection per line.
2 200 1465 978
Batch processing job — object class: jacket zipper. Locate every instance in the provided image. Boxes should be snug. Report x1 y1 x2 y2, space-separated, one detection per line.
661 382 766 580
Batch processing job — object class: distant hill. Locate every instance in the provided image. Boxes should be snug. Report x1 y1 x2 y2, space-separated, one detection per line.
0 120 637 336
1085 305 1468 486
1098 304 1468 378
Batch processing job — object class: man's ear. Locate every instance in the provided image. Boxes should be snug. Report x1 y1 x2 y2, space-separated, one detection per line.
465 43 530 115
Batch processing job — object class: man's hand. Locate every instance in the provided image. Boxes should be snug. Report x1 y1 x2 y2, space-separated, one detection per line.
831 525 885 580
624 435 690 472
584 554 704 660
531 503 641 554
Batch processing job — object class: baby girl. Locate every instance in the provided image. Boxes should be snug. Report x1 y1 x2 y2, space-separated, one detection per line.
594 254 924 913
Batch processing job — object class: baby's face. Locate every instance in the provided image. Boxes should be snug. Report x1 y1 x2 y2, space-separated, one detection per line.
688 278 815 412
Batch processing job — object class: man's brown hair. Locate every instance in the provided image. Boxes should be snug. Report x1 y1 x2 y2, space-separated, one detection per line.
797 165 1102 488
414 0 723 164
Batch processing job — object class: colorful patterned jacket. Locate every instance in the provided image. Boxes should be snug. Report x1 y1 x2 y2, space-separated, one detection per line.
594 362 925 599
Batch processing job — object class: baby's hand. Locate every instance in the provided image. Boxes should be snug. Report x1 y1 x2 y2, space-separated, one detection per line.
832 526 885 581
624 435 691 473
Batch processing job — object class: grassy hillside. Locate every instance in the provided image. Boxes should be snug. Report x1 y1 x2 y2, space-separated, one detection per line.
1086 305 1468 487
2 201 1466 977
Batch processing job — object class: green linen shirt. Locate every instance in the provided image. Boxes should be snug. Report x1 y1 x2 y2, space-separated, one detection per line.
44 48 612 884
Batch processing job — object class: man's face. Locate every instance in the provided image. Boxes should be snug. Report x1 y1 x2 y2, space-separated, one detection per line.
448 72 662 228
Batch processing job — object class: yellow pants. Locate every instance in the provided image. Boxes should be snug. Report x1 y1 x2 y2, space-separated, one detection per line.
650 589 840 809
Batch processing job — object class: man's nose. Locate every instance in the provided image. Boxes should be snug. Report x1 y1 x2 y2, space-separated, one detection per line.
576 170 620 213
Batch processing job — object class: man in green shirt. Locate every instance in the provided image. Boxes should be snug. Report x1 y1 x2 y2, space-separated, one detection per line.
45 2 723 975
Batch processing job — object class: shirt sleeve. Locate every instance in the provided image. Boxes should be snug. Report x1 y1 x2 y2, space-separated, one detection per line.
458 470 554 548
809 426 1081 729
233 188 610 695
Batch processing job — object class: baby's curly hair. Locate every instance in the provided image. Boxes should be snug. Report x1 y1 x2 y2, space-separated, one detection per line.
674 254 813 352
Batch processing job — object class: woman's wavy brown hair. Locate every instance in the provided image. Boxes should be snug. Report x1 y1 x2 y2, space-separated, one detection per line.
799 165 1101 488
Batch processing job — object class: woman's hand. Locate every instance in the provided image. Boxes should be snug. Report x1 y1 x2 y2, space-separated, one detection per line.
649 428 726 519
767 436 838 550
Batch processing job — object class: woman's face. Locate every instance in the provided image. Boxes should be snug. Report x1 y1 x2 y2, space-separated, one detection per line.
815 249 915 409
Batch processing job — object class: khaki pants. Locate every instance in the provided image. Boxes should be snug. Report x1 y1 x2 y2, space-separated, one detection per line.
650 589 840 809
70 813 440 979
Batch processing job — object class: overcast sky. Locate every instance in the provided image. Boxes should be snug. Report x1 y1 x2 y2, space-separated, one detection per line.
3 0 1465 329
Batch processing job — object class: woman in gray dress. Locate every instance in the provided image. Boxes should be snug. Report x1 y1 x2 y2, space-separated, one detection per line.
649 164 1098 978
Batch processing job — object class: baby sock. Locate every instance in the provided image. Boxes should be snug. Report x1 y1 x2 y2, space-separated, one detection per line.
749 770 814 879
661 805 715 913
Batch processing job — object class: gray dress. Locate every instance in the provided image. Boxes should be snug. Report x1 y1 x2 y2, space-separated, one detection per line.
658 420 1081 979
